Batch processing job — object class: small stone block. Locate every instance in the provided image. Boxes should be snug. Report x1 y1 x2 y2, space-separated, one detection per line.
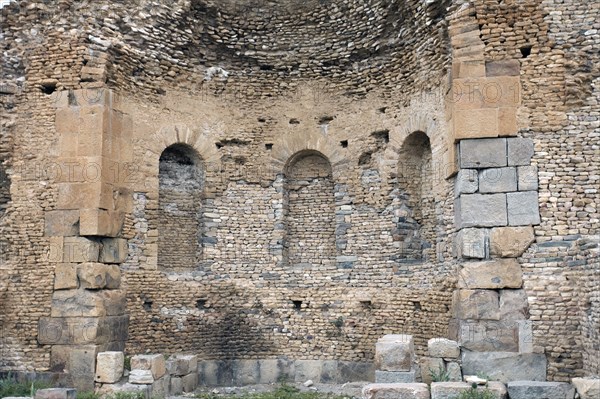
100 238 128 264
182 372 198 392
428 338 460 359
455 228 487 259
151 374 170 398
460 138 507 169
131 354 166 379
446 362 462 382
479 167 517 193
44 210 80 236
490 226 534 257
62 237 100 263
453 289 499 320
454 169 478 197
362 383 430 399
517 165 538 191
96 351 124 383
375 370 416 383
54 263 78 290
431 382 471 399
507 191 540 226
486 59 520 77
419 357 444 385
34 389 76 399
170 377 183 396
507 381 575 399
77 263 121 289
129 369 154 384
507 138 534 166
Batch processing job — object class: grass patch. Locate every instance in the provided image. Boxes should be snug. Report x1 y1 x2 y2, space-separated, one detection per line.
456 385 496 399
195 384 352 399
0 375 52 398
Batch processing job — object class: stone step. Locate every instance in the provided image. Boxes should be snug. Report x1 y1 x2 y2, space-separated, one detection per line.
362 383 430 399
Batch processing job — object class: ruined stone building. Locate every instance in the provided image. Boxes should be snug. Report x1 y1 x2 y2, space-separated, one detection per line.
0 0 598 390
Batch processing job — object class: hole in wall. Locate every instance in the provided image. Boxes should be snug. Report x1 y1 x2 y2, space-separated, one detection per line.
371 129 390 143
377 107 387 114
40 82 56 95
215 143 224 149
265 143 273 150
289 118 300 125
260 64 273 71
292 300 303 311
520 46 532 58
413 301 421 311
340 140 348 148
360 300 372 310
258 117 266 122
143 299 153 311
196 299 207 309
318 115 335 125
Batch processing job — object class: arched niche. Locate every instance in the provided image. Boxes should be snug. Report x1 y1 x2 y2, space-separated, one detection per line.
283 150 336 268
395 131 434 261
157 143 204 270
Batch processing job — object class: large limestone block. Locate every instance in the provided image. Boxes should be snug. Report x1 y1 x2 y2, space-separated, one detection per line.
131 354 166 379
38 315 128 345
100 238 128 264
454 108 499 139
96 351 124 383
166 354 198 376
499 289 529 321
455 193 508 228
57 181 114 211
486 59 520 76
375 370 416 383
294 359 323 382
70 345 102 391
507 381 575 399
507 191 540 226
462 352 546 383
54 263 78 290
490 226 534 257
456 320 518 352
51 289 126 317
129 369 154 384
455 228 487 259
478 167 517 193
453 289 499 320
34 389 76 399
428 338 460 359
454 169 478 197
459 138 507 169
62 237 100 263
458 258 523 289
419 357 444 384
77 263 121 289
44 210 80 236
375 335 415 372
362 383 430 399
571 378 600 399
517 165 538 191
507 138 534 166
80 208 124 237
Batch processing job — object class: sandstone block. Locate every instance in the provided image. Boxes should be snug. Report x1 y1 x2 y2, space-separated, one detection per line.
454 169 478 197
486 59 520 77
571 378 600 399
80 208 123 237
455 228 487 259
131 354 166 379
182 372 198 392
375 370 416 383
455 194 507 228
507 191 540 226
428 338 460 359
507 138 534 166
458 258 523 289
459 138 507 169
478 167 517 193
54 263 78 290
462 352 546 383
456 319 519 352
62 237 100 263
375 335 415 372
38 315 129 345
419 357 444 384
77 263 121 289
362 383 430 399
129 369 154 384
454 108 498 139
498 107 518 137
34 389 76 399
507 381 575 399
100 238 128 264
453 289 499 320
44 210 80 236
490 226 534 257
96 351 124 383
499 289 529 321
51 289 126 317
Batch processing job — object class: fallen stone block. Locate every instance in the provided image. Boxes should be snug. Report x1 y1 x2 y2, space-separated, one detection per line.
182 372 198 392
458 258 523 289
462 352 546 383
131 354 166 379
375 370 416 383
362 383 430 399
35 389 76 399
428 338 460 359
507 381 575 399
129 369 154 384
375 334 415 372
490 226 534 257
571 378 600 399
96 351 124 383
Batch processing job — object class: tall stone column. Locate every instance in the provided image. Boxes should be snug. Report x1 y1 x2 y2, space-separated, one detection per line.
39 88 132 390
446 3 546 382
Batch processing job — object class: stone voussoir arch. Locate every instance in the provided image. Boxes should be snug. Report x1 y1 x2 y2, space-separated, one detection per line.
269 130 351 180
149 123 221 168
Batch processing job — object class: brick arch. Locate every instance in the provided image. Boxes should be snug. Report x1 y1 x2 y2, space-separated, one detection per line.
269 130 350 179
